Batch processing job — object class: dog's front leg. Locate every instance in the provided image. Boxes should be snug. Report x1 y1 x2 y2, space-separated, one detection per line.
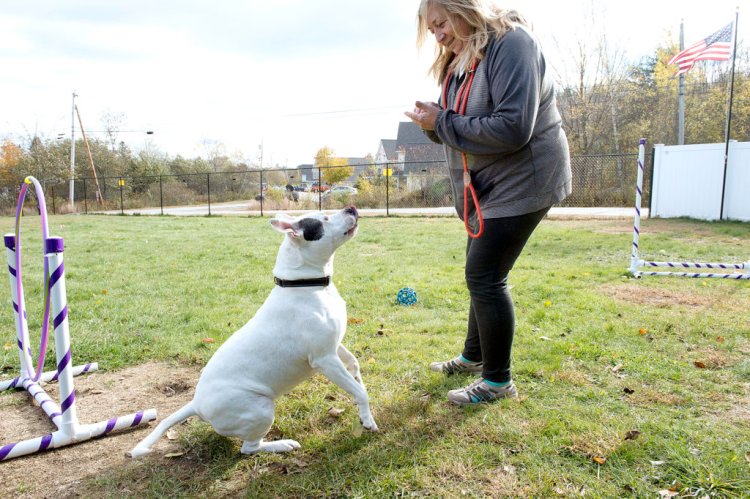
337 344 365 387
312 354 378 432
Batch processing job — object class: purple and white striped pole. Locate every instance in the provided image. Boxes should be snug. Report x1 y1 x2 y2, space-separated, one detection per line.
629 141 750 279
0 176 157 462
629 138 646 277
4 234 34 379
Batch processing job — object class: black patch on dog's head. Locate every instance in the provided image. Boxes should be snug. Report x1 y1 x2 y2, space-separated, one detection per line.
297 218 325 241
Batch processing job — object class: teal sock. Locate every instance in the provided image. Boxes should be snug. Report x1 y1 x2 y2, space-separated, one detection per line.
459 355 481 364
483 378 511 388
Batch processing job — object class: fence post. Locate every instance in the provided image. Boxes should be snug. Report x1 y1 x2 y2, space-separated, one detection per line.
207 173 211 216
259 169 264 217
318 166 322 211
386 170 390 217
119 178 124 215
82 178 88 214
159 176 163 216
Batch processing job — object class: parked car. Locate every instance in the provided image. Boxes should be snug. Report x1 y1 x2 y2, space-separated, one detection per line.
310 184 330 193
322 185 358 198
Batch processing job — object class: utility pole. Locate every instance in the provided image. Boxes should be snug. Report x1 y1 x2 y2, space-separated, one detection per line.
69 91 77 211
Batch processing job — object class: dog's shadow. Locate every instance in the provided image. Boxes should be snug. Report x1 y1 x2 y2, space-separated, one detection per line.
101 375 505 495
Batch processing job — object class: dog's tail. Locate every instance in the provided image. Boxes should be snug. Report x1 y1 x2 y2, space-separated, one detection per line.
127 402 197 458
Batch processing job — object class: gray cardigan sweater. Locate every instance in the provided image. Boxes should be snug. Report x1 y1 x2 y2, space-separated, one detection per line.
427 26 571 225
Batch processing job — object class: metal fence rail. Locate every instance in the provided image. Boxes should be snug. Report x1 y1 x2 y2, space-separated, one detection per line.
6 153 651 216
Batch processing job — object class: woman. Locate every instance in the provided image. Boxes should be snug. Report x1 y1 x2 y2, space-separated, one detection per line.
405 0 571 405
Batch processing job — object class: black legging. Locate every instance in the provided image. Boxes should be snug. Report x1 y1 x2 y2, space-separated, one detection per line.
461 206 550 383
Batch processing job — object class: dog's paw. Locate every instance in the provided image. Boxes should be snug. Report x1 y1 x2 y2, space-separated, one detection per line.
361 419 379 432
242 439 301 454
127 446 152 459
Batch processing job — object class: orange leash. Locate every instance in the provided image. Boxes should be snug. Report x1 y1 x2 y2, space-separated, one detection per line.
442 61 483 238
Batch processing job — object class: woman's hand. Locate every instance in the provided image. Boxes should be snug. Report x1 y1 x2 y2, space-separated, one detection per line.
404 101 442 131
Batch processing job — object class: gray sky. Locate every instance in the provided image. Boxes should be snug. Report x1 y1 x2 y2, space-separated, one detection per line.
1 0 746 168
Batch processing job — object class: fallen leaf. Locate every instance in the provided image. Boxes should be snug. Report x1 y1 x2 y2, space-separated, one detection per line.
164 451 185 458
694 360 706 369
745 451 750 463
101 289 108 295
166 429 179 440
592 455 607 465
291 458 309 469
352 421 364 437
658 490 679 498
623 387 635 394
539 336 552 341
3 343 12 351
650 460 665 466
201 337 215 343
716 336 725 343
265 463 288 474
624 430 640 441
501 465 516 474
347 317 364 324
324 394 336 401
610 363 624 373
639 328 648 335
327 407 345 418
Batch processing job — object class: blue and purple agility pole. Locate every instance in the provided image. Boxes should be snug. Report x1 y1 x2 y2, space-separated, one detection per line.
0 176 156 462
629 139 750 279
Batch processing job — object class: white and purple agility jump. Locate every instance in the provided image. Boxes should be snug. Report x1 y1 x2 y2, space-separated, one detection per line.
629 139 750 279
0 176 156 462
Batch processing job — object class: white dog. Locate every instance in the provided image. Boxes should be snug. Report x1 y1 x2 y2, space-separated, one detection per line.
129 206 377 458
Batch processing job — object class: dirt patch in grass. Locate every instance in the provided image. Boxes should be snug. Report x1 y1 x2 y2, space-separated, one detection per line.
599 282 737 310
0 362 200 498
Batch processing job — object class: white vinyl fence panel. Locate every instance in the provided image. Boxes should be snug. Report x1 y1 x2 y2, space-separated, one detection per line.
651 141 749 221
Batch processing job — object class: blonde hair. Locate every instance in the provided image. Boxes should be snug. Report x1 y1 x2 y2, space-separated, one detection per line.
416 0 529 81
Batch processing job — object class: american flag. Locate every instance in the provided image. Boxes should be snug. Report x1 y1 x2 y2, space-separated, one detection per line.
668 23 734 75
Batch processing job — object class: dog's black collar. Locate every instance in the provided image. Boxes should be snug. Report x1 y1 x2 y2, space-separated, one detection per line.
274 276 331 288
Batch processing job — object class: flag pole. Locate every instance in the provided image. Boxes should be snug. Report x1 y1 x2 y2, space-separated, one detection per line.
719 8 739 220
678 19 685 145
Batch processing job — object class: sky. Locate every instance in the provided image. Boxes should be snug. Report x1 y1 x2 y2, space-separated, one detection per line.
1 0 747 168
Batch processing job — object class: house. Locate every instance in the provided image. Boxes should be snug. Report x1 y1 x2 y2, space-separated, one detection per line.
375 122 446 176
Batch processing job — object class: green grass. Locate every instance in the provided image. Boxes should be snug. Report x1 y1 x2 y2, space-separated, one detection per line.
1 214 749 497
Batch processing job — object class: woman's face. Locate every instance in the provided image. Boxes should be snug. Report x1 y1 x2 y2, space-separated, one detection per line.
426 4 472 55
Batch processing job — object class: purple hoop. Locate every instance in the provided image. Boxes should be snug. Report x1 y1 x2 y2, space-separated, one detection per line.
14 177 52 382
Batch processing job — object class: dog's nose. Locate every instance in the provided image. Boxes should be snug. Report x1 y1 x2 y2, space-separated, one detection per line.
344 206 358 219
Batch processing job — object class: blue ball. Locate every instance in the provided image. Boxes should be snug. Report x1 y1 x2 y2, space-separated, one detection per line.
397 287 418 306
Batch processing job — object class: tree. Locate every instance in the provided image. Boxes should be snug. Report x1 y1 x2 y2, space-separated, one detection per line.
314 146 353 185
100 110 126 151
0 139 23 183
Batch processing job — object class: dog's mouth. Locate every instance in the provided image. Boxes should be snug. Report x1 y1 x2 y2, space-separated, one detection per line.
343 206 359 237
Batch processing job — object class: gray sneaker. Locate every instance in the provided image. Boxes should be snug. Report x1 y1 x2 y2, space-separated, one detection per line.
447 378 518 406
429 356 483 375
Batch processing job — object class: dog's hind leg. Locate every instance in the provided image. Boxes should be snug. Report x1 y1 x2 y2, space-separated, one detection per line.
128 403 197 458
337 344 364 386
237 394 301 455
312 354 378 432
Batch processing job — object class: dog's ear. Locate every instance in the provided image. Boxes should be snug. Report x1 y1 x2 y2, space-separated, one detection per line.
270 219 303 239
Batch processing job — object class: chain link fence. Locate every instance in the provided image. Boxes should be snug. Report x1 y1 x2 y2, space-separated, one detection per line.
7 151 651 216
